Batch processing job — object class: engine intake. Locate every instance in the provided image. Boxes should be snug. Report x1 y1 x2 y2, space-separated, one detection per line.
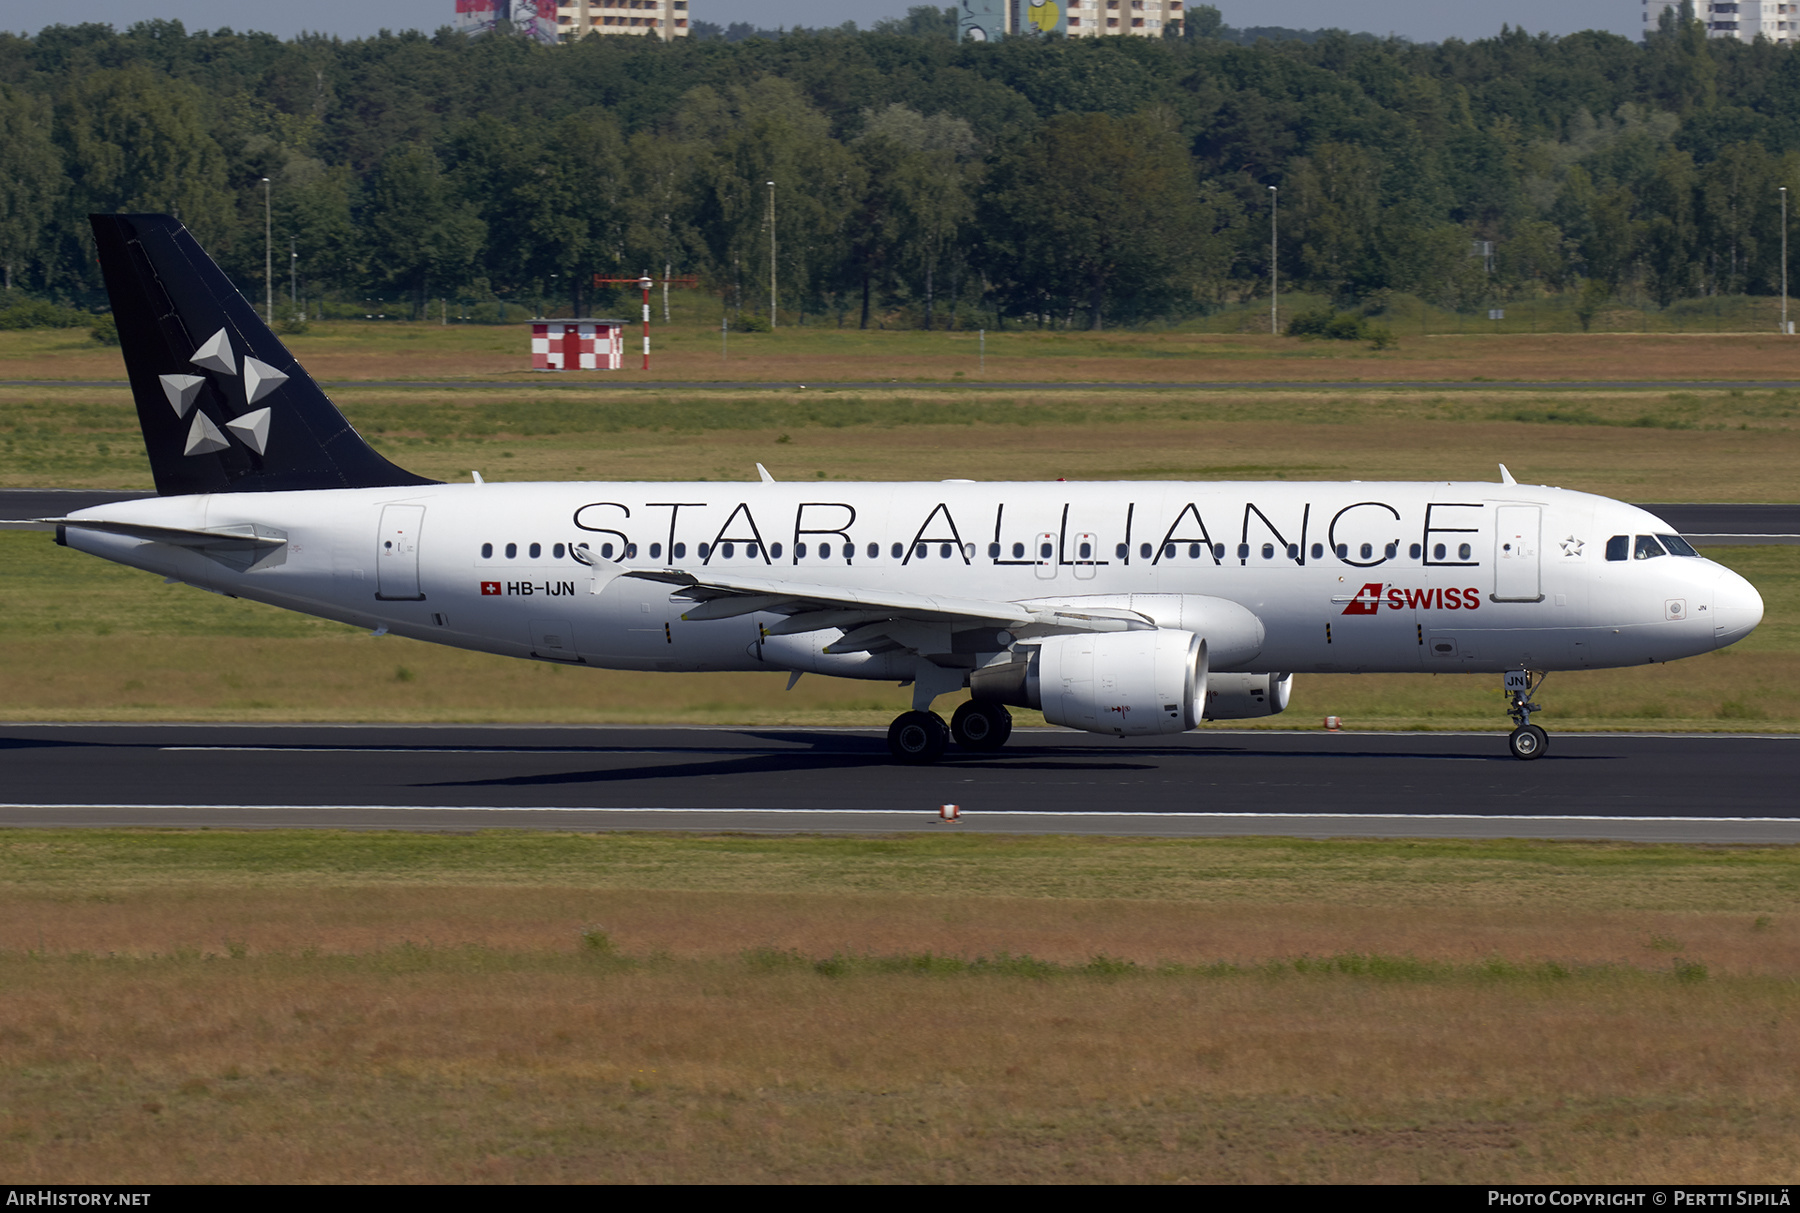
970 629 1207 737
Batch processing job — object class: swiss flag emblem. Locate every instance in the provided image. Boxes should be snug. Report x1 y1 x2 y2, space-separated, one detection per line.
480 581 502 596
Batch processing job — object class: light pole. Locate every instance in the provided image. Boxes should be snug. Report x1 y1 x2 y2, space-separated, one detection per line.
1268 185 1278 335
261 177 272 325
1782 186 1789 335
289 238 298 317
767 179 777 331
639 274 653 371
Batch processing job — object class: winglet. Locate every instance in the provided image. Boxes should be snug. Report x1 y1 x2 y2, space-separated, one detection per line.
756 463 775 483
1498 463 1517 485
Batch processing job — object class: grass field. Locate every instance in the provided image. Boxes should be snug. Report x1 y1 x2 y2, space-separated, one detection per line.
9 319 1800 384
2 830 1796 1183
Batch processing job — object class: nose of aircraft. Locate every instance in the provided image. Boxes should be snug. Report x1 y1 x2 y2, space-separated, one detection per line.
1710 565 1764 650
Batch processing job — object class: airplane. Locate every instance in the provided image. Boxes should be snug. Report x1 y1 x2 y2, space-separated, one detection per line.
23 214 1765 764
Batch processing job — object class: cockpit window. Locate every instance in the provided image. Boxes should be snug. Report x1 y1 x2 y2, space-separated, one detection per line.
1605 535 1628 562
1658 533 1699 557
1634 535 1667 560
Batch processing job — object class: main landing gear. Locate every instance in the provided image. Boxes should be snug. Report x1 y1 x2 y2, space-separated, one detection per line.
886 702 1014 764
1504 669 1549 761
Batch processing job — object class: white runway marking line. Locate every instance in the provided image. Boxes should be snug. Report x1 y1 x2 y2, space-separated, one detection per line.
2 803 1799 824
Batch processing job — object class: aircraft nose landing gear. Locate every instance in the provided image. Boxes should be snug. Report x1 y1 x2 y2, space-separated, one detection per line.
1504 669 1549 760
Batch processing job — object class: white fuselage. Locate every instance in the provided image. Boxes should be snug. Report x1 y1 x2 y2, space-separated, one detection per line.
63 479 1764 684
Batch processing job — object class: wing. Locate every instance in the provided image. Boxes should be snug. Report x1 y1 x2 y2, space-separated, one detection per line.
616 566 1152 658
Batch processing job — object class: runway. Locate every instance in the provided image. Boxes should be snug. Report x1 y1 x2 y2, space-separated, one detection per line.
2 724 1796 843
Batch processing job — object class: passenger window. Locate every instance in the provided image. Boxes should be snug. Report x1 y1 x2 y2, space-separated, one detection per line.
770 543 782 559
892 543 904 558
650 543 662 559
869 543 879 558
625 543 636 558
1433 543 1446 560
1287 544 1299 560
1038 543 1052 559
916 544 928 559
1193 544 1206 559
942 544 954 559
1115 543 1128 559
1336 544 1348 558
1013 542 1026 559
1237 544 1250 559
1213 544 1226 560
1140 543 1152 559
819 543 832 559
721 542 735 559
601 543 614 559
1658 534 1699 557
1311 543 1324 559
1409 543 1421 559
1080 542 1094 559
529 543 541 559
1360 543 1372 559
964 544 976 559
796 543 808 558
1261 543 1274 559
1634 535 1666 560
1384 542 1397 559
1164 544 1176 559
989 543 1001 558
672 542 686 559
481 542 493 558
1458 543 1472 560
745 543 758 559
505 542 517 559
698 543 710 559
553 543 565 559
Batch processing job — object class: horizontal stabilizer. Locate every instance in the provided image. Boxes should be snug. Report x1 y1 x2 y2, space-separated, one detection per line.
47 518 286 550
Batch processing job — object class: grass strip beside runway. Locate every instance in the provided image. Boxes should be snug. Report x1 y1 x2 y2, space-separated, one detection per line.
1 830 1795 1183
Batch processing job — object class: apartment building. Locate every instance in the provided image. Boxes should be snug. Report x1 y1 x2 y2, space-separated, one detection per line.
1642 0 1798 43
554 0 689 38
960 0 1184 40
1064 0 1184 36
453 0 689 40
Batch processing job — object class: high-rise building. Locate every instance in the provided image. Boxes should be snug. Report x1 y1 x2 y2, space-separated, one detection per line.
454 0 690 40
959 0 1183 40
1064 0 1184 37
552 0 690 38
1642 0 1797 43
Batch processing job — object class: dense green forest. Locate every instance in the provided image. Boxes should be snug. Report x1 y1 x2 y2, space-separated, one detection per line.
3 7 1800 329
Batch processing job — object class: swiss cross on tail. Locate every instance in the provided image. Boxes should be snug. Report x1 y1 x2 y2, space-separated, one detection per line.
1341 582 1386 616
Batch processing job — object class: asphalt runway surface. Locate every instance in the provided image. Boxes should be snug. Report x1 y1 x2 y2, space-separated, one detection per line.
2 724 1797 843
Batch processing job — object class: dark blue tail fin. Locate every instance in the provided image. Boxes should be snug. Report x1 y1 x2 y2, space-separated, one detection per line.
90 213 438 496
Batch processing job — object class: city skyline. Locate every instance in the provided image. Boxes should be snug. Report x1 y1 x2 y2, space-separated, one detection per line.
10 2 1646 42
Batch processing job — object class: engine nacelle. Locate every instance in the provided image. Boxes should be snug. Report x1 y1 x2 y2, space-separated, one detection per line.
1202 672 1293 720
971 629 1207 737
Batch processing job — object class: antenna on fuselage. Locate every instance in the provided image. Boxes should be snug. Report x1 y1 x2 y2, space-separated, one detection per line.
1498 463 1517 485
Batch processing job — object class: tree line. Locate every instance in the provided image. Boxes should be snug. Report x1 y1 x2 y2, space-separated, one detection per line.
3 8 1800 330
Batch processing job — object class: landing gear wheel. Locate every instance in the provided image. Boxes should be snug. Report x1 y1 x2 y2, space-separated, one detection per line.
1502 669 1550 761
950 701 1013 752
1508 724 1548 761
887 710 949 765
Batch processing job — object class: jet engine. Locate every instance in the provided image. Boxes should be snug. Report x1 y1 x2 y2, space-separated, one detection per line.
1202 672 1293 720
970 629 1207 737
